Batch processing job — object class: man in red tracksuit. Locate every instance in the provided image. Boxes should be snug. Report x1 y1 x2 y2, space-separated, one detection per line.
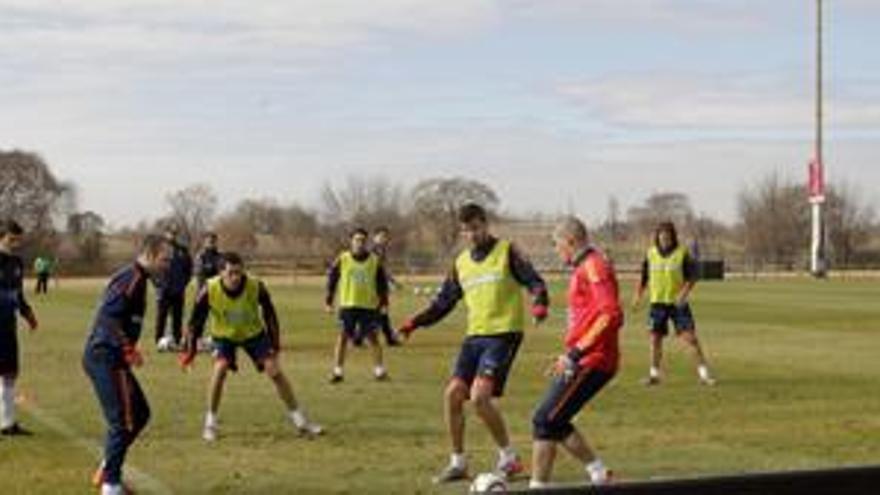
529 216 622 489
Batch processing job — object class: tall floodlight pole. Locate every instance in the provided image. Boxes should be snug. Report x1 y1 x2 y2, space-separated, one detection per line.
809 0 827 277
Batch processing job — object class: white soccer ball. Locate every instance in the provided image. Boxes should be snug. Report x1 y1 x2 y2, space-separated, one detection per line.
469 472 508 493
156 335 175 353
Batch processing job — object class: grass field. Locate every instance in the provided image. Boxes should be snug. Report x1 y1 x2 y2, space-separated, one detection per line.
2 275 879 494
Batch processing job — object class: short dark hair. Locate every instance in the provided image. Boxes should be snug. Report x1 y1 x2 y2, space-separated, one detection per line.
140 234 168 255
458 203 488 224
0 219 24 237
350 227 368 238
654 221 679 250
373 226 390 236
222 251 244 268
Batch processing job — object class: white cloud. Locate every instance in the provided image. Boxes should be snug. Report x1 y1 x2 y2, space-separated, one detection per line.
556 73 880 130
0 1 497 56
506 0 765 32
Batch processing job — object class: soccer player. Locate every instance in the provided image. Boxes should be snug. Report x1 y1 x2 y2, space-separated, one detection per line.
154 224 192 350
397 203 549 483
370 226 402 347
180 252 322 442
529 216 621 489
195 232 223 291
632 221 716 386
325 228 390 383
84 234 170 495
0 219 39 436
33 254 53 295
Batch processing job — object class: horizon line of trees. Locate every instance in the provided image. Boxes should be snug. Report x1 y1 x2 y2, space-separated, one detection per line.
2 148 878 273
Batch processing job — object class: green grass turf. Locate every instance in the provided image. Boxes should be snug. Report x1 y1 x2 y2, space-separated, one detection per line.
2 276 879 493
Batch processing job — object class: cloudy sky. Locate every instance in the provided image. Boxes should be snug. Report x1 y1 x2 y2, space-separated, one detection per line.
1 0 878 227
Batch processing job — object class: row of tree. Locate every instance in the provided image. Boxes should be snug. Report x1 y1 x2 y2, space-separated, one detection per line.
1 149 877 272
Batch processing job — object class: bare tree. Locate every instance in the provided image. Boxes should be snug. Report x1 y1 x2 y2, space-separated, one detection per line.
233 198 286 236
825 183 876 268
0 150 70 228
0 150 75 256
212 213 258 256
738 173 809 268
67 210 105 263
627 191 695 240
411 177 500 254
279 203 320 250
319 175 411 249
164 183 218 245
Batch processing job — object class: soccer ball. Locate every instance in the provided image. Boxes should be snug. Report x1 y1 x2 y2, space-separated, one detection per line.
156 335 176 353
469 472 508 493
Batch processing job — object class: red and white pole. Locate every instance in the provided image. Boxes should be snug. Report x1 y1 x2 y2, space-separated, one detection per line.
810 0 827 278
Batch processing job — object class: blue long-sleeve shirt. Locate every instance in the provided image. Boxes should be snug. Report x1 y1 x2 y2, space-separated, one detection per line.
410 237 549 329
157 242 192 296
0 251 33 329
85 262 149 352
195 247 223 287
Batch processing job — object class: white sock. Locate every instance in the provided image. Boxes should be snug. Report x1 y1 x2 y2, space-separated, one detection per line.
332 366 343 377
450 453 467 469
586 459 608 482
289 409 307 428
698 365 711 380
204 411 218 428
649 366 661 379
529 479 550 489
1 377 15 429
499 445 518 463
101 483 124 495
373 366 386 377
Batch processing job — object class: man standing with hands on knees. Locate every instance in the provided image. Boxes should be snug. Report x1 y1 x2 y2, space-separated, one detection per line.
180 252 322 442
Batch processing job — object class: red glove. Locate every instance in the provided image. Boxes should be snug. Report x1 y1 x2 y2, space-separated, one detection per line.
397 319 417 339
531 304 548 323
24 312 38 331
178 350 196 369
123 345 144 368
178 330 197 369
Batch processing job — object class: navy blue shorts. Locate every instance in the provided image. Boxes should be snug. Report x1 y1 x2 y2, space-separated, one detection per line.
212 332 274 372
452 332 523 397
532 368 613 441
649 303 696 335
338 308 380 345
0 327 19 377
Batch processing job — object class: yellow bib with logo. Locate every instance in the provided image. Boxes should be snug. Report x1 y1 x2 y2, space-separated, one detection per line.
338 252 380 309
455 240 524 336
647 246 687 305
207 276 263 342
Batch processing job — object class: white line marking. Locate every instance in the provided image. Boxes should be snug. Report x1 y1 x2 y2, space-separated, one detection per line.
20 398 174 495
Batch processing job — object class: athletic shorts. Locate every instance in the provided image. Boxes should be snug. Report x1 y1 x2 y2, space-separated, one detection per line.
338 308 380 345
212 332 274 372
648 303 696 335
532 368 613 441
0 327 19 377
452 332 523 397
